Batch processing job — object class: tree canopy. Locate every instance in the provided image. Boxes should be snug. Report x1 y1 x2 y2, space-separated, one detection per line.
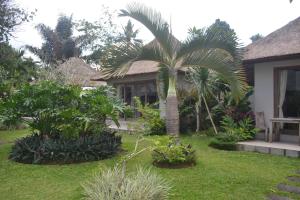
0 0 35 43
27 15 80 66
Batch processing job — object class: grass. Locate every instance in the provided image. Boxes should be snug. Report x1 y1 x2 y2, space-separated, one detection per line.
0 129 300 200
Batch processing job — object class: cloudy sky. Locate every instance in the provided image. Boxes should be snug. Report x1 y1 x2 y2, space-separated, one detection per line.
11 0 300 51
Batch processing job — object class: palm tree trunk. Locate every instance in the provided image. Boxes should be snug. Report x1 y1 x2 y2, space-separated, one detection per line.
166 70 179 136
159 98 166 119
195 99 201 132
202 95 218 135
156 74 166 119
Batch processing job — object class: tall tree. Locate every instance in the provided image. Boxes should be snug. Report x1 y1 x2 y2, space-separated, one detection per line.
250 33 263 43
0 0 35 42
102 3 247 135
27 15 80 66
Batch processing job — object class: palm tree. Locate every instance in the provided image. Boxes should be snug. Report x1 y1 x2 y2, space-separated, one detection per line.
27 15 80 66
187 68 225 134
103 3 247 135
119 20 143 46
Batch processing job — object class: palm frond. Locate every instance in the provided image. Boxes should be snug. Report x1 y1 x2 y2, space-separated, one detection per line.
35 24 56 43
177 27 242 61
120 2 175 59
100 42 141 79
182 49 247 100
137 41 170 65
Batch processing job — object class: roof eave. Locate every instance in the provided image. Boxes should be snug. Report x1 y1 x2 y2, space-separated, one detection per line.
243 53 300 64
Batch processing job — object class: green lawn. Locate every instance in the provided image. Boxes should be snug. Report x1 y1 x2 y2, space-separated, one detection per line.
0 129 300 200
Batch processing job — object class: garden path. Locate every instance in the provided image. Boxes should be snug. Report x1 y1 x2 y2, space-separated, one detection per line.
267 170 300 200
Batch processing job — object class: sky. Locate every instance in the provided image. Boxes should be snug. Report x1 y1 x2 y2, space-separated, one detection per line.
10 0 300 53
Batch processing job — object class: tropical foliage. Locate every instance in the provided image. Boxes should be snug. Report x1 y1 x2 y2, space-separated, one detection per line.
10 131 121 164
134 97 166 135
152 137 196 166
212 88 254 125
0 43 37 99
0 82 125 163
101 3 247 135
220 116 258 141
209 115 258 151
0 81 124 135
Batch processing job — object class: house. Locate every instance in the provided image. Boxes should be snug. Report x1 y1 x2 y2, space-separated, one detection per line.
91 60 190 118
243 16 300 144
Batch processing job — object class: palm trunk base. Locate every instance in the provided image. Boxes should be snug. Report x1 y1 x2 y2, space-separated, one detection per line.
166 96 179 136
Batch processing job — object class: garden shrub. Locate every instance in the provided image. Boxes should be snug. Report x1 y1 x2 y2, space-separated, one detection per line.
9 130 121 164
221 116 258 141
134 97 166 135
209 115 258 151
212 87 254 126
0 81 126 163
209 134 239 151
82 166 170 200
152 137 196 167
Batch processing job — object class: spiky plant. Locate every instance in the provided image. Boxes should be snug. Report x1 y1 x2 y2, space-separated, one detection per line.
101 2 247 135
82 166 171 200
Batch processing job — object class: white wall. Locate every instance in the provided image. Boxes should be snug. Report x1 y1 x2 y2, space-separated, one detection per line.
254 59 300 128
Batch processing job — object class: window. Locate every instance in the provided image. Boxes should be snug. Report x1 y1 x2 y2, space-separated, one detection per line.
283 70 300 117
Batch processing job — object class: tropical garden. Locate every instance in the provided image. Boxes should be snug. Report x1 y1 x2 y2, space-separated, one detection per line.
0 0 299 199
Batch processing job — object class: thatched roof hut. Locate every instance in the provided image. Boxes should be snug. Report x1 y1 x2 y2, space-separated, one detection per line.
56 57 106 86
243 17 300 63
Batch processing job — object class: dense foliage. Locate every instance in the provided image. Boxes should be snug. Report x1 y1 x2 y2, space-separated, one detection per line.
0 82 125 163
178 92 197 133
0 43 37 99
152 137 196 167
212 88 254 126
82 166 170 200
9 131 121 164
209 115 258 151
220 116 258 141
134 97 166 135
0 81 124 136
209 134 239 151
